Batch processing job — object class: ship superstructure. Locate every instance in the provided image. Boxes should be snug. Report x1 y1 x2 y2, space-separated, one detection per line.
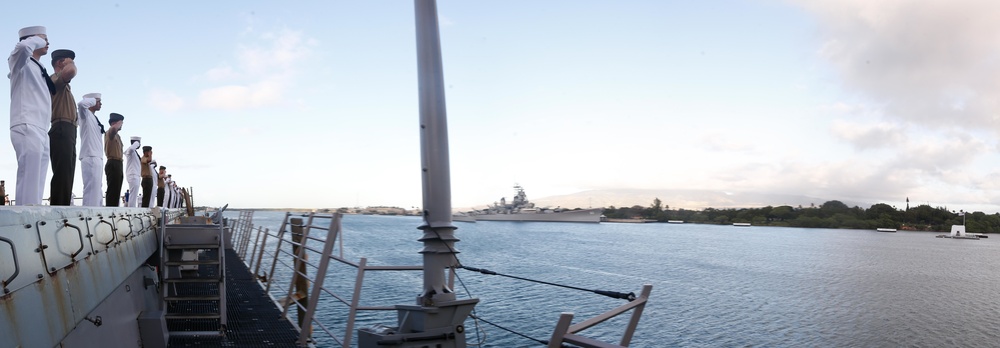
470 185 604 223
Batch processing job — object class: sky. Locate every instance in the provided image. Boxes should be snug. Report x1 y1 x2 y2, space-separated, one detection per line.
3 1 1000 213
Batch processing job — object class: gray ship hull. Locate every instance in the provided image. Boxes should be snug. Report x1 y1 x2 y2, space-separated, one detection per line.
472 208 603 223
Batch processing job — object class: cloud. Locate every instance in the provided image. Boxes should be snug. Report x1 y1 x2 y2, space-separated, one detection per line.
783 0 1000 209
148 89 185 113
198 79 284 110
890 131 987 177
438 14 456 27
830 119 904 150
196 29 316 110
793 0 1000 131
699 131 757 153
203 66 237 82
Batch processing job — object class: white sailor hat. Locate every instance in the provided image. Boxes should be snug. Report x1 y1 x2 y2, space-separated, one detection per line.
18 26 45 38
130 136 141 142
83 93 101 99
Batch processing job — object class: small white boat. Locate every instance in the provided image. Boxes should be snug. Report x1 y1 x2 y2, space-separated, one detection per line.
733 222 751 226
667 220 684 224
876 228 897 232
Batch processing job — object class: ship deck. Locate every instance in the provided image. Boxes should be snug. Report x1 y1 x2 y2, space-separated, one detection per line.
167 248 301 347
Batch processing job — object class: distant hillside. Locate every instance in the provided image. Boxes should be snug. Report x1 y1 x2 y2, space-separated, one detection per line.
528 189 871 210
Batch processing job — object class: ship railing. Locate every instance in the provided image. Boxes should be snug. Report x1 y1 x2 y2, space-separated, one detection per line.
232 210 254 258
234 211 459 348
547 284 653 348
161 208 185 223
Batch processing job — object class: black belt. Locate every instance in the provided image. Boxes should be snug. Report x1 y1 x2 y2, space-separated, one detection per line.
51 120 77 126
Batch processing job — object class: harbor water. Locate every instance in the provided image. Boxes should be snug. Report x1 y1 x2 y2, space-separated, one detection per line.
237 211 1000 347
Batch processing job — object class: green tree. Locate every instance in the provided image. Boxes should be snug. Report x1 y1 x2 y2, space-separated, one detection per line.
770 205 796 221
820 200 850 218
866 203 898 220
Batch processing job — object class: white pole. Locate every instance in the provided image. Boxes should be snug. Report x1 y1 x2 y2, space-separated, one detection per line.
415 0 458 305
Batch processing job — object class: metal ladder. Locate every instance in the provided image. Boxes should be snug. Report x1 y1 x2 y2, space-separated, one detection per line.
160 216 227 337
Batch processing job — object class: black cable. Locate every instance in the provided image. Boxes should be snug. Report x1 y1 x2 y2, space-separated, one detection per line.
460 265 637 301
452 268 486 346
423 218 627 348
469 314 575 348
425 223 484 345
424 219 635 301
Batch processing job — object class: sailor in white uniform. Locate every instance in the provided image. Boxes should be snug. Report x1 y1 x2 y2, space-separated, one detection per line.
8 26 51 205
148 160 158 207
171 181 180 208
77 93 104 206
164 176 173 209
167 180 175 208
124 136 142 207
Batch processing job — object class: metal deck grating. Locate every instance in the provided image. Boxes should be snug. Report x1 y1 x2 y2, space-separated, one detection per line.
168 249 301 347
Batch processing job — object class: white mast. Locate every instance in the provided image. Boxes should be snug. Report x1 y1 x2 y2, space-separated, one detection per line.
358 1 478 346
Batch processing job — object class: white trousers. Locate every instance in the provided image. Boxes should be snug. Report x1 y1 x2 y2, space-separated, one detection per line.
127 176 140 207
10 124 49 205
80 156 103 206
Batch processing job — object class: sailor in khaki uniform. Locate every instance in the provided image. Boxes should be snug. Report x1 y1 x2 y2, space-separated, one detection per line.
8 26 52 205
140 145 152 207
48 49 78 205
147 159 158 207
157 166 166 207
104 112 124 206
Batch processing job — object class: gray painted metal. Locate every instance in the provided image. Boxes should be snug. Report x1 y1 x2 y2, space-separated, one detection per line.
355 2 479 347
138 310 168 348
60 266 162 348
0 206 159 348
414 0 462 306
471 208 604 223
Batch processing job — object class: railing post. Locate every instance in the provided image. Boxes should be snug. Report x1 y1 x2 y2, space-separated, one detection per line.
344 257 367 347
264 213 291 294
237 210 254 258
289 217 309 335
238 215 251 258
548 313 574 348
249 226 263 269
233 211 244 253
620 284 652 346
252 227 270 280
298 214 341 346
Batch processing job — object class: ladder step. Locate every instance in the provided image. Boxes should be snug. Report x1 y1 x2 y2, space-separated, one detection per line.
165 260 220 265
165 296 220 301
163 278 221 283
165 313 221 320
165 244 220 249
